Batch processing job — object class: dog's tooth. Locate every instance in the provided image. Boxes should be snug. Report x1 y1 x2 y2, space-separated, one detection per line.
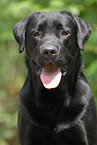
61 66 67 74
36 66 42 75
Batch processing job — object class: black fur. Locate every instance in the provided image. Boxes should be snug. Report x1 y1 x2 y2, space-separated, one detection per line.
13 11 97 145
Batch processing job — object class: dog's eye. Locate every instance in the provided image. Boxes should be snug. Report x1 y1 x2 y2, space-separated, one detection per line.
33 32 40 37
61 31 68 36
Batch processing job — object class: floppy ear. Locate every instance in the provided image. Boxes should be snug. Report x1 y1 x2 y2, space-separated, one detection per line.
61 11 92 51
73 16 92 51
13 12 35 53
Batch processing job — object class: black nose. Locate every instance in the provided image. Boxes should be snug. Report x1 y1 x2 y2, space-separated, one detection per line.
42 47 58 58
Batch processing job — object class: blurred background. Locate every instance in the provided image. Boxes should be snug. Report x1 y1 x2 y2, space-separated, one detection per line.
0 0 97 144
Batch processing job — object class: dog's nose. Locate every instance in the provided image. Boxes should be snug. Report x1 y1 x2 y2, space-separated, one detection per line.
42 47 58 58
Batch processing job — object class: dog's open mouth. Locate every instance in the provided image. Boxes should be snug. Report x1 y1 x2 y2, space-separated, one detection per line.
38 63 66 89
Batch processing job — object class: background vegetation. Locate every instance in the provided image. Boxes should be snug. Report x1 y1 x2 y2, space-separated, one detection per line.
0 0 97 144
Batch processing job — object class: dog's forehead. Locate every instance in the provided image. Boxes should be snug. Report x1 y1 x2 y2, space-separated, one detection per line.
29 12 75 28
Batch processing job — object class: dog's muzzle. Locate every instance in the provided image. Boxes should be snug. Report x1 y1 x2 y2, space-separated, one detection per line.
32 45 72 89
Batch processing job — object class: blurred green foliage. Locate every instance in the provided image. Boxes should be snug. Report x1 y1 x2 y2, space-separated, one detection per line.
0 0 97 144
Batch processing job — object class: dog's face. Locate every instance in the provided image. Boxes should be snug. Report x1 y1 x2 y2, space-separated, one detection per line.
26 12 77 67
13 11 92 89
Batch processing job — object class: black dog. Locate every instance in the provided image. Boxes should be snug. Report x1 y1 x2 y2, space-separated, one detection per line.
13 11 97 145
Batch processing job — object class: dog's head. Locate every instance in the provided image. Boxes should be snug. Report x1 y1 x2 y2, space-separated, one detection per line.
13 11 92 89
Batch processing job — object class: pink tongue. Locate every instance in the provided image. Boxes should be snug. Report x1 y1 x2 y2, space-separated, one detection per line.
40 68 62 89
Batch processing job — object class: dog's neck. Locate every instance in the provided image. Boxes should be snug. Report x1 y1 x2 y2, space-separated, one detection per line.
67 51 83 95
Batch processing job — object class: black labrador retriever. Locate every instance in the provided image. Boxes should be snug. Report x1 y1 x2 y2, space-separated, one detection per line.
13 11 97 145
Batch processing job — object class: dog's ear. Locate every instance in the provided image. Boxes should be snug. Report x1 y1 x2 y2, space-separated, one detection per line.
13 12 36 53
73 15 92 51
61 11 92 51
13 17 27 53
